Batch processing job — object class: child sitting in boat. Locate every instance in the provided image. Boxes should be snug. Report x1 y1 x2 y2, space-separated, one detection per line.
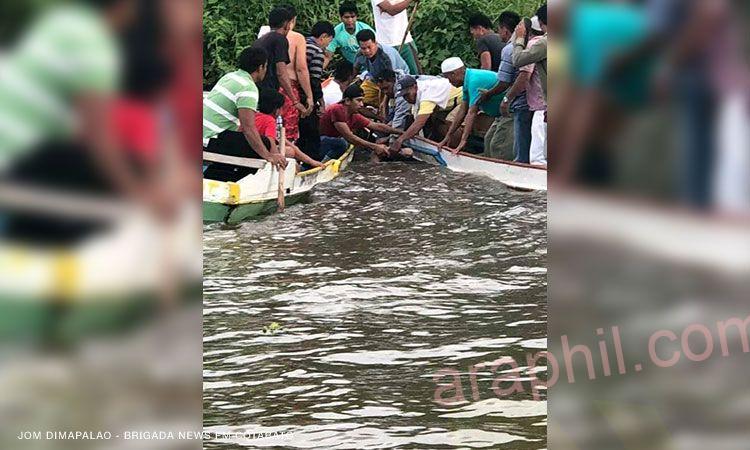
255 89 326 170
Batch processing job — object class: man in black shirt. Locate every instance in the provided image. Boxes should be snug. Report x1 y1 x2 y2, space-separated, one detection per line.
468 13 504 72
252 7 306 118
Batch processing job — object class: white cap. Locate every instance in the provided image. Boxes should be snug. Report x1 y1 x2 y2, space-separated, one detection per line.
530 16 542 32
441 57 465 74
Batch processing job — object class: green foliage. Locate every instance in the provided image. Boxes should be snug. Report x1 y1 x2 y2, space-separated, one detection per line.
204 0 542 87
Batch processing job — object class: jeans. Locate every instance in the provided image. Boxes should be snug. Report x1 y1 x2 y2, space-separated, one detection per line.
512 108 533 164
320 136 349 161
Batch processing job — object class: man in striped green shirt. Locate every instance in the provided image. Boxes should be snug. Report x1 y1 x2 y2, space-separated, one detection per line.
203 47 286 169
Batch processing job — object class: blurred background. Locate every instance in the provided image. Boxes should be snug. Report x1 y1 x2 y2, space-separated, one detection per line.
0 0 203 448
549 0 750 449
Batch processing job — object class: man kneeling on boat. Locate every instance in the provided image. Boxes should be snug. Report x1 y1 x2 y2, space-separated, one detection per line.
203 47 287 170
318 84 402 160
388 75 462 155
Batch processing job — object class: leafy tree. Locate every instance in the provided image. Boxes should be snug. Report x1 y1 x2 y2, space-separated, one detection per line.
204 0 542 87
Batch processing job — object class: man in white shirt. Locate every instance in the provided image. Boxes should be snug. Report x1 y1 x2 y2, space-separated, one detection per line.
370 0 421 75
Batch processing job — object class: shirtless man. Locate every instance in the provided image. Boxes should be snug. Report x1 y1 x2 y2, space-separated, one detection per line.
252 7 306 141
282 5 314 141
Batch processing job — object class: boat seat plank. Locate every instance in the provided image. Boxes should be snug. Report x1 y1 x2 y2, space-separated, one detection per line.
203 152 267 169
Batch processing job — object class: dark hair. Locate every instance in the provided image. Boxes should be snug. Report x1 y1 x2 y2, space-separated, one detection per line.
333 60 354 82
239 47 268 73
120 0 169 98
258 88 286 115
537 4 547 26
278 3 297 18
343 84 364 100
268 7 292 29
311 21 335 38
356 29 376 43
498 11 521 32
86 0 127 8
339 2 359 16
375 69 396 84
468 13 493 30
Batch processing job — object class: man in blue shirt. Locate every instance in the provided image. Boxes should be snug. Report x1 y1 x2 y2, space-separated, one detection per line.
354 29 409 107
438 57 506 154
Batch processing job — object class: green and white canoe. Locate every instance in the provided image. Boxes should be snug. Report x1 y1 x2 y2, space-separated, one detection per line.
203 146 355 225
0 200 201 343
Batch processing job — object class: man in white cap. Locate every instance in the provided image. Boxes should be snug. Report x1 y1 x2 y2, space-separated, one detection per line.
438 57 506 154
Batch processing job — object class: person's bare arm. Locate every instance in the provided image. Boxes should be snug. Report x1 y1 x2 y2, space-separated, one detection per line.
333 121 388 153
277 62 305 114
500 71 531 115
368 121 402 135
451 105 478 153
78 94 142 199
238 108 287 169
376 0 411 16
479 52 492 70
391 113 429 151
439 100 468 147
292 34 314 111
323 50 334 70
477 80 509 105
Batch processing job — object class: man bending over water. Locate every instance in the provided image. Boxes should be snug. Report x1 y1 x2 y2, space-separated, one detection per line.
318 84 401 160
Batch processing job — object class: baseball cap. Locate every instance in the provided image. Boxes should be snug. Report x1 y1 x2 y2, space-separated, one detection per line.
440 57 465 74
398 75 417 92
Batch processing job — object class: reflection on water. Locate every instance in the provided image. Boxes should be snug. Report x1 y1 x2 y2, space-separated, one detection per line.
203 159 547 448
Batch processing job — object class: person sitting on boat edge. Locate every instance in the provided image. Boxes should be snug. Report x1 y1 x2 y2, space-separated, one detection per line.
318 84 401 160
256 88 325 170
438 57 506 154
389 75 462 155
203 47 287 170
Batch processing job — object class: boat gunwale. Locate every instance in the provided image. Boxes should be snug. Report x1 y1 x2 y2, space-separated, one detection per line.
409 136 547 171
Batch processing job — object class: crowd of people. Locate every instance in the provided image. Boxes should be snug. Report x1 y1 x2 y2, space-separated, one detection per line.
202 2 549 172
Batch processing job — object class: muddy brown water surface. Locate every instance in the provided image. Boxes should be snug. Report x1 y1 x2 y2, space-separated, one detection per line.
203 158 547 448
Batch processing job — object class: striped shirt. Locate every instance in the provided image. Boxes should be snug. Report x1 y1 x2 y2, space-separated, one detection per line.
202 69 259 146
0 5 119 166
305 37 325 82
305 37 325 101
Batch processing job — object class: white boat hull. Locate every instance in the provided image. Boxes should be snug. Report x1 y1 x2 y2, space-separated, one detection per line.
407 139 547 191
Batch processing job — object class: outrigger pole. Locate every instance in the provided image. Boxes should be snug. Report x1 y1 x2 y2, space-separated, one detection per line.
398 0 421 52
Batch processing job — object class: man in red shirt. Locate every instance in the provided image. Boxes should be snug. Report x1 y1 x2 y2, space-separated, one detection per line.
319 84 400 159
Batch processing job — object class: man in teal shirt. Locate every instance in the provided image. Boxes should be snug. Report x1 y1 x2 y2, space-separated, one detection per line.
438 57 505 154
325 2 375 67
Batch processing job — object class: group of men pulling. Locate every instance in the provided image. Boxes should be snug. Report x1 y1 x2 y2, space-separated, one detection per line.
203 2 548 173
